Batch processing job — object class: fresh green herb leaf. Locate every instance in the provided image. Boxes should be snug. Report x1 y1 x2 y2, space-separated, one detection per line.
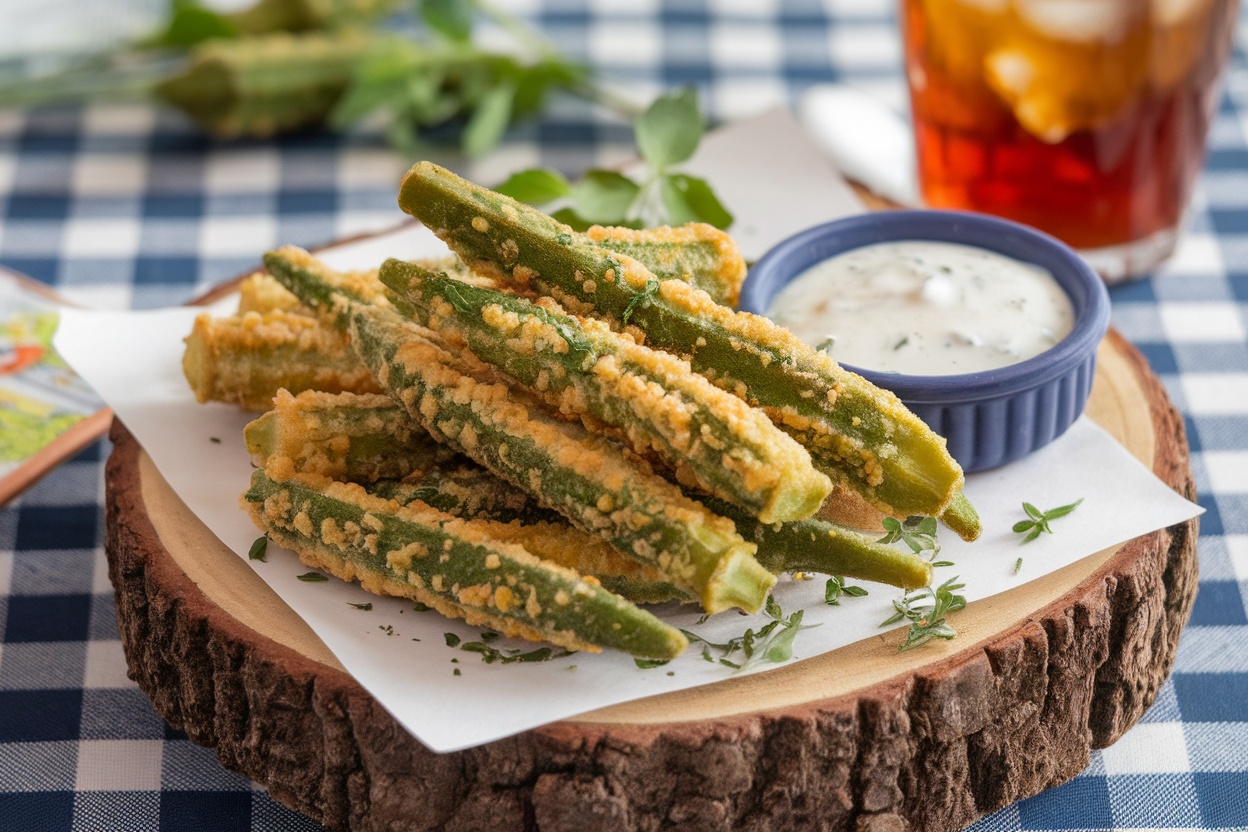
682 594 819 671
495 168 572 205
878 516 941 559
635 87 702 170
349 602 373 611
297 572 328 582
1013 498 1083 543
881 576 967 652
825 575 868 605
635 657 670 669
462 79 516 157
764 612 804 663
420 0 475 42
816 336 836 353
572 170 641 225
248 535 268 562
659 173 733 229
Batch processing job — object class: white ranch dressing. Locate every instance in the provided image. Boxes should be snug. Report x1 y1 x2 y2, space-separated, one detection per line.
768 240 1074 375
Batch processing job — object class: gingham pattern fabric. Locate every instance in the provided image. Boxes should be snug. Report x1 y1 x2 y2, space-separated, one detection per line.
1 1 1246 830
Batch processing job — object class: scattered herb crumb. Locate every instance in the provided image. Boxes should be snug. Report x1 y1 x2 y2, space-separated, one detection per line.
666 671 674 676
444 633 461 648
481 631 500 642
1013 498 1083 543
453 668 461 676
566 665 577 671
349 602 373 611
634 657 670 669
247 535 268 562
413 602 431 612
1014 557 1023 575
296 572 328 582
209 436 221 444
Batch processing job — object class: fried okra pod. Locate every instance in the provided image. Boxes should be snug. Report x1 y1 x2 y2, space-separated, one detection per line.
379 259 831 523
245 469 688 658
244 389 456 482
585 223 746 308
396 162 970 532
182 309 381 411
264 245 775 614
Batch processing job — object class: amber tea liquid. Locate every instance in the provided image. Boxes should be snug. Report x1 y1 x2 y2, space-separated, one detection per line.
902 0 1238 280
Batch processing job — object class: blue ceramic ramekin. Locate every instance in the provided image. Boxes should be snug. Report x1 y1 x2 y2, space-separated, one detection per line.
741 210 1111 473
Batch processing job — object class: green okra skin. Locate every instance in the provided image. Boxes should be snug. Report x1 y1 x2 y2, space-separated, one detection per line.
262 244 775 614
182 309 381 411
245 469 688 658
367 480 686 605
379 259 831 523
584 224 747 308
940 492 982 542
369 466 561 526
243 390 456 483
699 495 933 591
157 32 375 139
348 302 774 614
263 244 391 332
397 161 966 522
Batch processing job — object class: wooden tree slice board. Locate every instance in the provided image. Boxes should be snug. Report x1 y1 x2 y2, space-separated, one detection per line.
104 328 1197 832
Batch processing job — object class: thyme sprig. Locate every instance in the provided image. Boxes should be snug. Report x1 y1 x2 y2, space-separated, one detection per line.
677 594 820 671
881 576 967 652
824 575 868 606
1013 499 1083 543
447 630 573 665
878 515 952 567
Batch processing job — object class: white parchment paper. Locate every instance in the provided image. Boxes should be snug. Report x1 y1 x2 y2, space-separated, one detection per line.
54 113 1201 753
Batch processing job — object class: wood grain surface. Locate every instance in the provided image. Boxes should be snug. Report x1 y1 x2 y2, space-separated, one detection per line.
104 329 1197 832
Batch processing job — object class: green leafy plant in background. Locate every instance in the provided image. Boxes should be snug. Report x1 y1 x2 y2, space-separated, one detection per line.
0 0 714 171
495 88 733 229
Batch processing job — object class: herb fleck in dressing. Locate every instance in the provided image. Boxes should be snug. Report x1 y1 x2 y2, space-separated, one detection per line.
768 241 1074 375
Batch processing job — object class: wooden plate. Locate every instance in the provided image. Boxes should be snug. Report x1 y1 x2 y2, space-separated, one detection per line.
104 327 1196 832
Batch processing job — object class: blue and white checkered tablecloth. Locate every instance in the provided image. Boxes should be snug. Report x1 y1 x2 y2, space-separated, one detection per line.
2 2 1247 830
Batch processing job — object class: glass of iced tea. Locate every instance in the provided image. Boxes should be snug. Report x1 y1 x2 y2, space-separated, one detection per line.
901 0 1239 281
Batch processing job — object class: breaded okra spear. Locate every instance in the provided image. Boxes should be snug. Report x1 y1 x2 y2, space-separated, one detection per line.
366 479 686 604
244 468 688 658
585 223 746 307
182 308 381 410
396 162 969 531
379 258 831 523
244 389 457 483
264 245 776 615
247 391 934 592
